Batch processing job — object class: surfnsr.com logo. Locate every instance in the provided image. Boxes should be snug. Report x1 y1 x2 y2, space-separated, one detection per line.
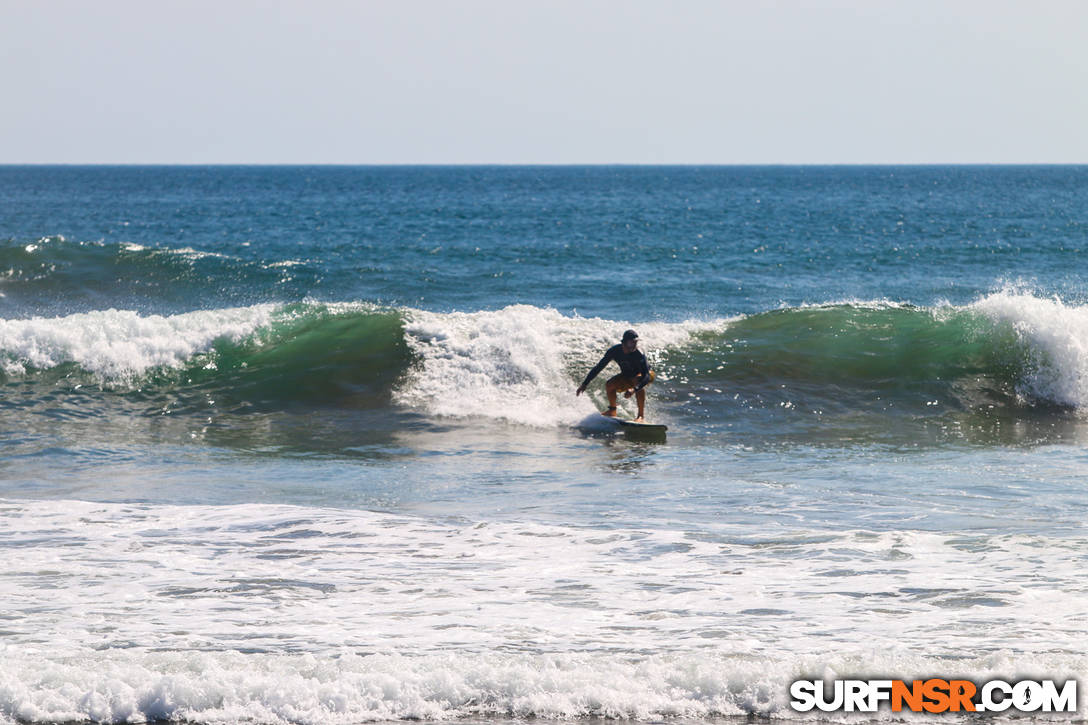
790 679 1077 713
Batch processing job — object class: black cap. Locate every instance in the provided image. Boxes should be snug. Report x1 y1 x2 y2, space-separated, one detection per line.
622 329 639 341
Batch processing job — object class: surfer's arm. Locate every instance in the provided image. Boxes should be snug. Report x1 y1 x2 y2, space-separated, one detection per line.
578 349 615 391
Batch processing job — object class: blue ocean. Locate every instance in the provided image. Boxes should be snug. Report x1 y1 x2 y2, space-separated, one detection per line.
1 166 1087 723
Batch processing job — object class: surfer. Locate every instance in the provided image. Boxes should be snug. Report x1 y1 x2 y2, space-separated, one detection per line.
575 329 656 422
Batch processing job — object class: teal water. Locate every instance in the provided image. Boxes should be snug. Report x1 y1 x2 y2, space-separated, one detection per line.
1 166 1088 724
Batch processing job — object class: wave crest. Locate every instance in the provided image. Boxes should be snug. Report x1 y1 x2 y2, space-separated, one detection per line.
0 293 1086 424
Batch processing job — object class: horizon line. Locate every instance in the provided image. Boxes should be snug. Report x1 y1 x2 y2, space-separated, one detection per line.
3 162 1088 168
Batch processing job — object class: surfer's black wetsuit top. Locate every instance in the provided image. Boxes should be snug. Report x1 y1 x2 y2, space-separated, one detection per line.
581 344 652 391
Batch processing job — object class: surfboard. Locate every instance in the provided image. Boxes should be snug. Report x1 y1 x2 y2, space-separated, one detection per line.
573 414 667 439
614 418 668 432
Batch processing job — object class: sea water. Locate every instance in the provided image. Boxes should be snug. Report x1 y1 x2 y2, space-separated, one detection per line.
1 166 1087 723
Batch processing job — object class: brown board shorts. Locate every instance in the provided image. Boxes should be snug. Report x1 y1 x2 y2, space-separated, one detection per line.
606 370 656 391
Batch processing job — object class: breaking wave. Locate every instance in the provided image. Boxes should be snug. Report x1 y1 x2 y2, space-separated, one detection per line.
1 292 1086 425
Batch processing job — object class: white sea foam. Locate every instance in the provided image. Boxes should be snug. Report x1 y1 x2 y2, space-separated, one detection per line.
154 246 234 262
971 290 1088 408
0 305 276 379
4 647 1082 725
1 500 1085 723
395 305 730 425
264 259 309 268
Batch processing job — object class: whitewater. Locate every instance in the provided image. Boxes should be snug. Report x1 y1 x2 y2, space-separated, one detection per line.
3 497 1087 723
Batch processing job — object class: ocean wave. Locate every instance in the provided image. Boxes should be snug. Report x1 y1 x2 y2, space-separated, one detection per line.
0 293 1085 424
656 291 1088 421
396 305 729 425
0 304 278 379
394 294 1088 426
969 291 1088 408
0 302 410 410
0 237 319 313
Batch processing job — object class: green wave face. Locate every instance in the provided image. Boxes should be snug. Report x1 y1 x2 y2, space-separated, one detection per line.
709 304 1022 384
0 304 413 416
151 305 414 413
658 304 1043 421
0 303 417 459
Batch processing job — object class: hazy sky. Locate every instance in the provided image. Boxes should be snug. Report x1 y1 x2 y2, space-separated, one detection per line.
2 0 1086 164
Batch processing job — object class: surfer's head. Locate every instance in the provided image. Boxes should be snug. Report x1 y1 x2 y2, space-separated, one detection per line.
621 329 639 351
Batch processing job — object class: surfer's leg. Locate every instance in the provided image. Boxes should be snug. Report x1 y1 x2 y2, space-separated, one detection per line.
604 378 619 415
633 372 653 421
603 374 630 416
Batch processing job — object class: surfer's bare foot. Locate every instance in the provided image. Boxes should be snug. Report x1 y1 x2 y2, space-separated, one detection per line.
601 407 617 417
633 416 645 423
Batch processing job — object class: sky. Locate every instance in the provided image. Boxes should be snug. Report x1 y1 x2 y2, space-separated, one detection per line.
2 0 1086 164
